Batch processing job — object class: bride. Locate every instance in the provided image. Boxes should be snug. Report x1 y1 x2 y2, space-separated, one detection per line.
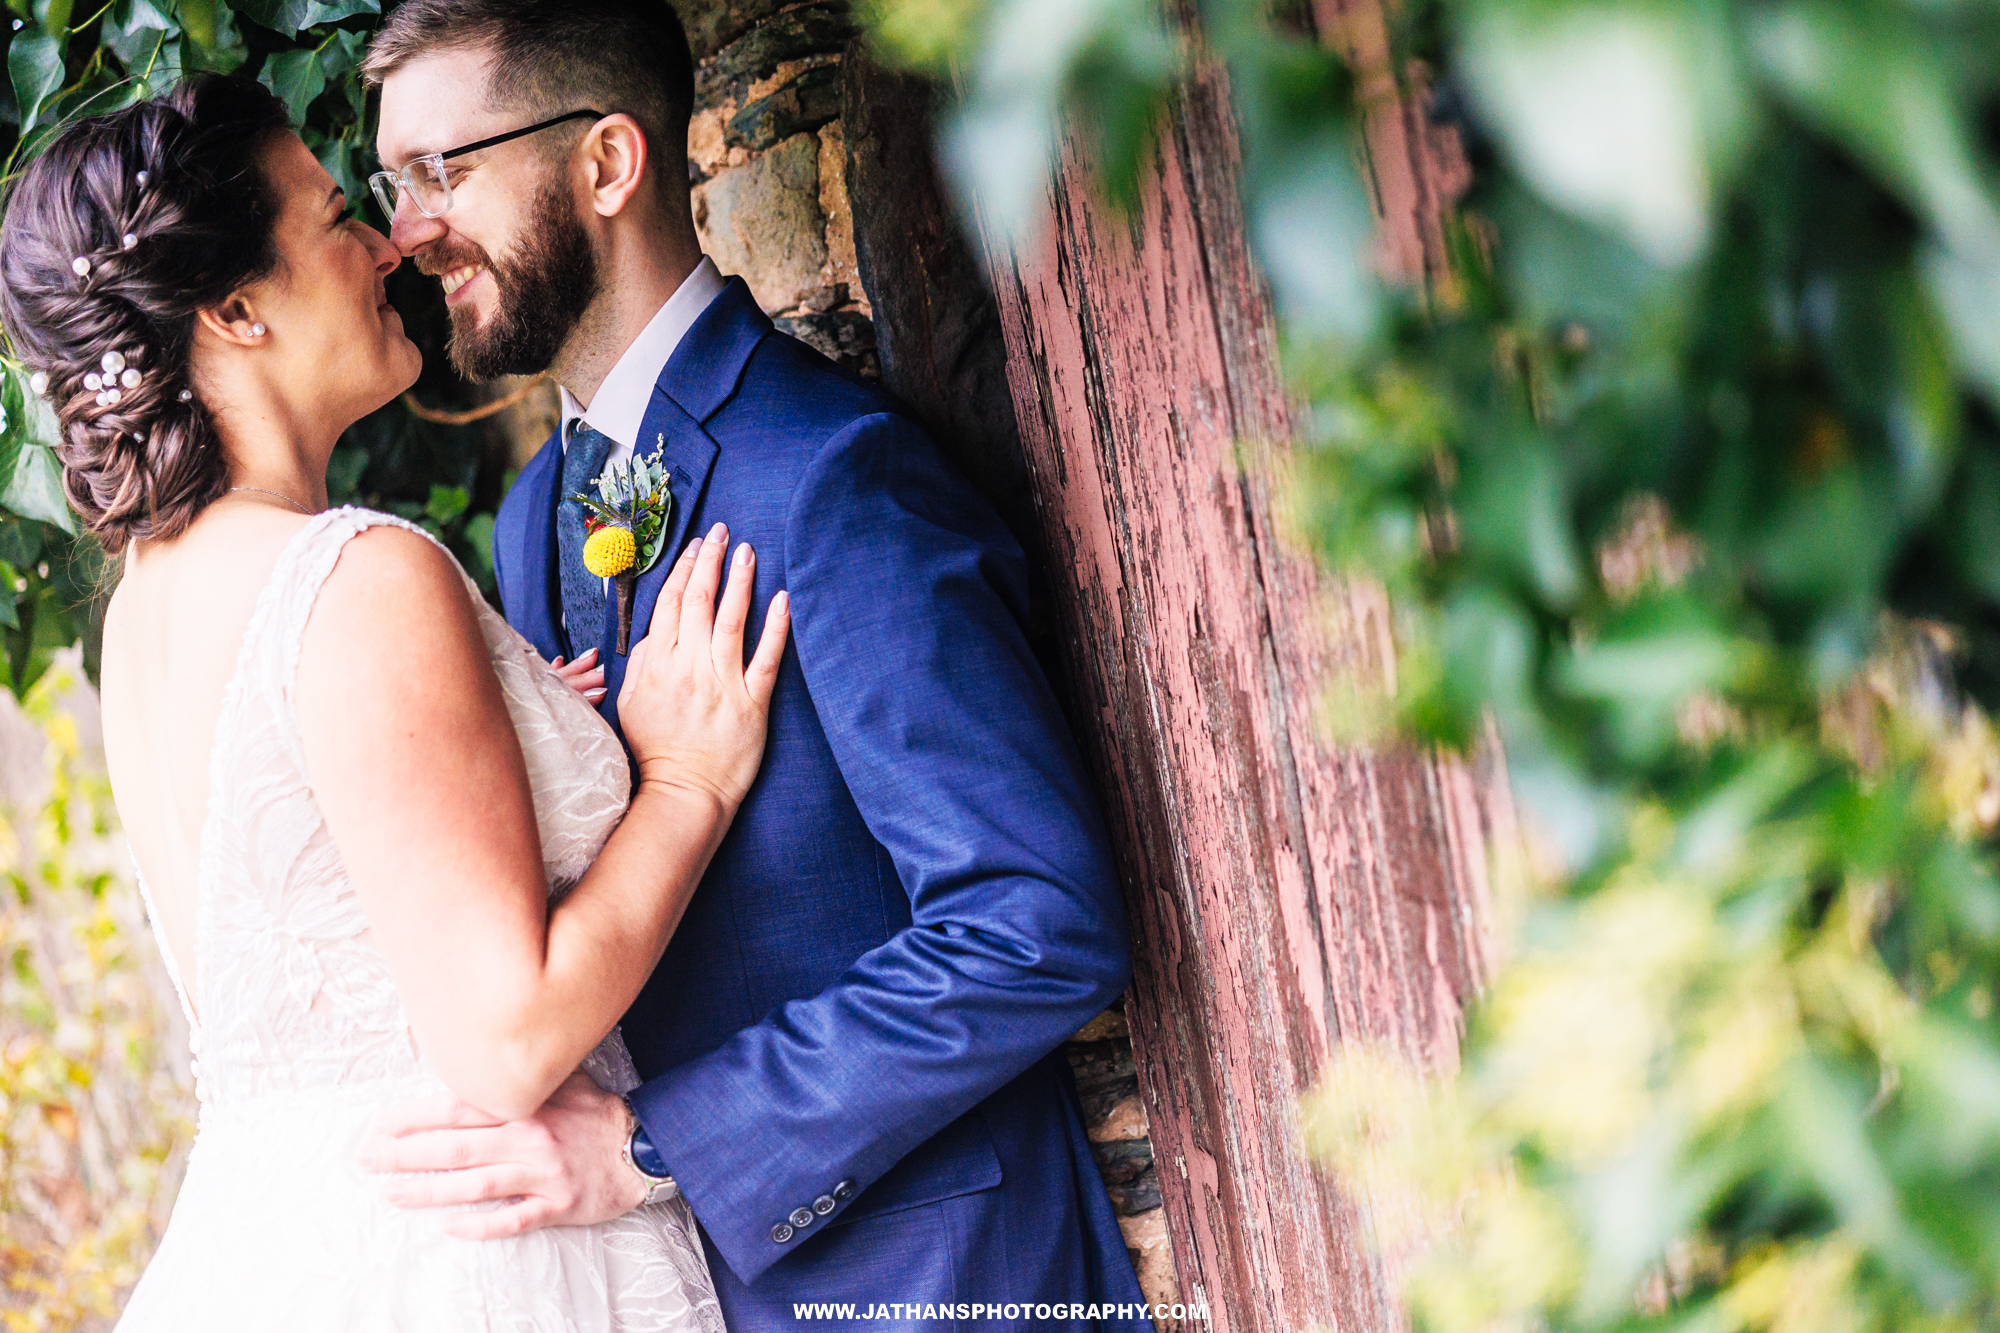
0 75 787 1329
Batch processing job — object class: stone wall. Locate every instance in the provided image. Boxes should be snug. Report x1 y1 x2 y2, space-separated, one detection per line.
685 0 877 378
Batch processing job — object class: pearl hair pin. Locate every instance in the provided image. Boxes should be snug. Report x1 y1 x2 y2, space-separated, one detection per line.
121 368 141 389
27 372 48 397
122 233 137 250
178 389 193 402
84 373 102 392
102 350 126 374
71 256 90 277
136 171 149 185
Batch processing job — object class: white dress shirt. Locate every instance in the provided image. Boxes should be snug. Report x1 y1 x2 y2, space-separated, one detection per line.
559 255 726 464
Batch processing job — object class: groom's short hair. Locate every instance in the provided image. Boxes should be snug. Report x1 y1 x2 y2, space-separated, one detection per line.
362 0 695 183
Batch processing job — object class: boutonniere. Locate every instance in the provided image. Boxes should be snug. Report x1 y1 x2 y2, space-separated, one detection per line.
572 446 673 654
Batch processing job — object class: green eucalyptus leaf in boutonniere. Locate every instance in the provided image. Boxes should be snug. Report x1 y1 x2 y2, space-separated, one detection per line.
568 441 674 653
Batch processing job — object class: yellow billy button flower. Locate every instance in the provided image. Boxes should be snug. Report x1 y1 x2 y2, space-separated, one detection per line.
583 524 637 578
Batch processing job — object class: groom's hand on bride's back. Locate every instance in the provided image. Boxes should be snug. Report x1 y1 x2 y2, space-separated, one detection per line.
358 1069 643 1238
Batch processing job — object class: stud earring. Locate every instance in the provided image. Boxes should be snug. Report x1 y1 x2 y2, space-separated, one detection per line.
250 323 266 338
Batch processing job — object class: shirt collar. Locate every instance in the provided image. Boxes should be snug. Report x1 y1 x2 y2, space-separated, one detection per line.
559 255 726 450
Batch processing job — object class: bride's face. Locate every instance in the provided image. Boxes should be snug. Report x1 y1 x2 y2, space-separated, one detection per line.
233 133 422 424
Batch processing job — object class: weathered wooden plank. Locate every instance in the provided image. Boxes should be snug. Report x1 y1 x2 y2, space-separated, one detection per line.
976 44 1505 1333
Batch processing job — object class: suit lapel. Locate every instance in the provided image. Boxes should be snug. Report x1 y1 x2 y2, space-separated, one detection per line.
592 392 719 654
596 277 771 737
500 431 565 663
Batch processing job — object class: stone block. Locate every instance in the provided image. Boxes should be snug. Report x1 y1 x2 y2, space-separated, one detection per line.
728 63 842 152
1117 1208 1183 1331
817 121 861 301
1087 1090 1150 1143
1072 1006 1131 1043
695 133 829 314
674 0 791 64
1063 1035 1140 1128
773 310 878 378
696 3 857 105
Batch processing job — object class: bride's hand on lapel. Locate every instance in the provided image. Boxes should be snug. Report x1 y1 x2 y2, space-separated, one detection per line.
620 521 790 813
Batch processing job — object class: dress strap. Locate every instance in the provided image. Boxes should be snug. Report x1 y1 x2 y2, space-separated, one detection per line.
237 507 445 723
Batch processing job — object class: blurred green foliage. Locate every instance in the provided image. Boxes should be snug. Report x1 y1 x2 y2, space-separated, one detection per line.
870 0 2000 1325
0 653 193 1327
0 0 507 699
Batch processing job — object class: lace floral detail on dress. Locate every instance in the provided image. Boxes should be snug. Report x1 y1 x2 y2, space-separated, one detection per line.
118 508 722 1333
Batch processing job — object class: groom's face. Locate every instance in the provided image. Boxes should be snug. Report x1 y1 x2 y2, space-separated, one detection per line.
374 47 600 380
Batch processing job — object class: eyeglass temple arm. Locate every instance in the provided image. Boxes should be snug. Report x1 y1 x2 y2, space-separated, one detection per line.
424 109 609 165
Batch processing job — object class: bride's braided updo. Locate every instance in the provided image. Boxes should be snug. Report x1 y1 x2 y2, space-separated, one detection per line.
0 74 291 552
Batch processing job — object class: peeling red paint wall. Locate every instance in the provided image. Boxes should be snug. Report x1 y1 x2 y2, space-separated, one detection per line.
976 38 1510 1333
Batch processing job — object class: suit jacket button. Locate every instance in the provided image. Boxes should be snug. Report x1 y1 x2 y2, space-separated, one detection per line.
832 1179 855 1200
789 1206 815 1228
771 1223 794 1244
813 1194 836 1215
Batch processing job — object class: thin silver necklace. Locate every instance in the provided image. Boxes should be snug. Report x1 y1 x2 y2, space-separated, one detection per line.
227 485 317 516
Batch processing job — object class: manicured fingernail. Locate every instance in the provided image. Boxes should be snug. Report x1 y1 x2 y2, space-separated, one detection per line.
733 545 750 568
706 522 727 543
683 539 701 558
774 590 789 612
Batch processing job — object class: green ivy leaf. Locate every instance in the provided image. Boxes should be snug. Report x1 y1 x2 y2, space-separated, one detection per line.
178 0 215 48
102 0 176 71
9 29 66 130
1751 1 2000 258
2 444 73 532
0 560 17 631
261 46 325 123
325 445 367 500
0 518 43 571
32 0 70 38
231 0 376 37
0 372 24 498
320 25 365 121
462 511 494 580
425 483 469 525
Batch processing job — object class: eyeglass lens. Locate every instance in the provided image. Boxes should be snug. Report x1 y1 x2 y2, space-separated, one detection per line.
370 157 451 221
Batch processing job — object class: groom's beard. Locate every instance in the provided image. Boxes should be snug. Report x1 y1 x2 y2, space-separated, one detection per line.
435 179 600 382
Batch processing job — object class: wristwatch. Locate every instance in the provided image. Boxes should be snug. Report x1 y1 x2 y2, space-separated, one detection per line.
619 1096 678 1208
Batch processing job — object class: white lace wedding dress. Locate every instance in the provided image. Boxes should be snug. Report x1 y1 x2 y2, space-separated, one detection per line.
117 508 723 1332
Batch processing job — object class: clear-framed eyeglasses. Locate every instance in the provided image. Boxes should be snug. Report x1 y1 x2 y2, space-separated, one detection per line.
369 109 605 221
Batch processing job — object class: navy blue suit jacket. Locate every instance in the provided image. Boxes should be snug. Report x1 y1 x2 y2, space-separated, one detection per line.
492 279 1149 1328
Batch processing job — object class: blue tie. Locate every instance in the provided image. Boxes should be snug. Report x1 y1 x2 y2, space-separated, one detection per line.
559 420 614 655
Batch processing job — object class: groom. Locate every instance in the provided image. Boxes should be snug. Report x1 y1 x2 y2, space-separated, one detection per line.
361 1 1151 1327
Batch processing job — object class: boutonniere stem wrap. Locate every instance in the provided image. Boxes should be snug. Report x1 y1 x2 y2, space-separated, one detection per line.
572 448 673 654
